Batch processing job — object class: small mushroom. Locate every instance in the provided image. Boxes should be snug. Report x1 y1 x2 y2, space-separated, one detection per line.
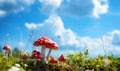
3 44 11 50
32 51 42 60
50 57 58 63
58 54 67 62
46 41 59 60
58 54 67 69
21 54 28 60
32 49 42 59
3 44 11 59
32 51 42 68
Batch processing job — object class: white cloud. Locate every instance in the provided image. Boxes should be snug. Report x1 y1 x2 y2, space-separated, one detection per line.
18 41 25 47
93 0 109 18
80 30 120 56
0 10 6 16
56 0 109 18
59 0 94 17
25 23 37 30
0 0 35 16
39 0 62 14
39 0 62 7
108 46 120 55
25 15 103 56
106 30 120 46
25 15 120 57
25 15 79 47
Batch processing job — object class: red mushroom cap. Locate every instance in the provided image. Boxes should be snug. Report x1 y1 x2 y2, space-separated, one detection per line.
58 54 67 62
32 51 42 59
48 41 59 50
50 57 58 63
33 41 39 46
3 44 11 50
33 36 59 50
21 54 28 60
33 36 52 47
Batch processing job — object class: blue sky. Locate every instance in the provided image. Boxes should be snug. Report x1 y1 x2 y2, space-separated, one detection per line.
0 0 120 57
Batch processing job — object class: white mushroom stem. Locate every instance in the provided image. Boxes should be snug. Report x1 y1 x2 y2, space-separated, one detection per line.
46 49 52 60
5 50 8 60
41 46 47 64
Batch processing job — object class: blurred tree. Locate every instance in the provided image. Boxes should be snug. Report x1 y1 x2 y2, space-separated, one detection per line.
12 47 21 57
84 49 89 57
0 45 2 53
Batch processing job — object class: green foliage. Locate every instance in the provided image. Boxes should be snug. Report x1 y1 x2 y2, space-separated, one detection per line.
12 47 21 57
66 50 120 71
0 52 21 71
0 49 120 71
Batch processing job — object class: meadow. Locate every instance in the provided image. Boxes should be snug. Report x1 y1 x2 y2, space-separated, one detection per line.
0 48 120 71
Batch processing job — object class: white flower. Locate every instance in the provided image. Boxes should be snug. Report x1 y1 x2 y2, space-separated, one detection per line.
24 64 28 67
15 64 20 67
8 66 20 71
104 58 110 67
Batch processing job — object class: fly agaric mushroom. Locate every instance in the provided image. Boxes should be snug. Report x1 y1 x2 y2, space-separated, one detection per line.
32 51 42 67
3 44 11 59
32 51 42 60
33 36 52 64
3 44 11 50
46 41 59 60
59 54 67 69
59 54 67 62
33 41 39 47
50 57 58 63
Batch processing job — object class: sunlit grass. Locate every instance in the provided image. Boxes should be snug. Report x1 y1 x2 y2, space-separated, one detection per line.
0 49 120 71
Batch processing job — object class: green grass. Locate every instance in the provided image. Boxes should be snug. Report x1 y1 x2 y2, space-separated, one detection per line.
0 50 120 71
0 53 20 71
